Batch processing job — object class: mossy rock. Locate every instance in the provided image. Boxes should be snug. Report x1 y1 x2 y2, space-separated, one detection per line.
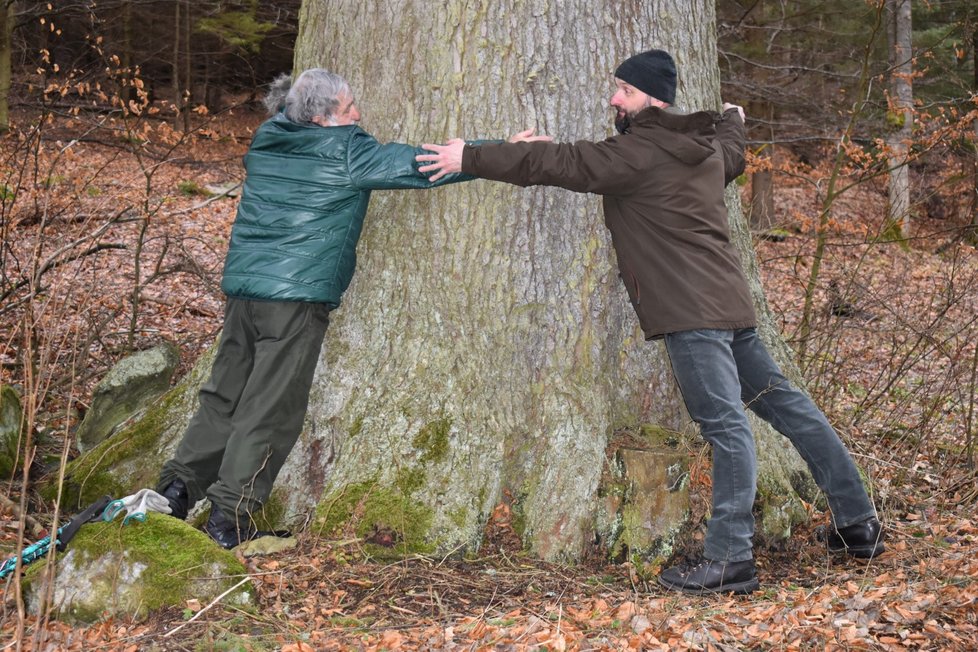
75 343 180 452
43 343 216 510
24 513 251 624
1 385 24 479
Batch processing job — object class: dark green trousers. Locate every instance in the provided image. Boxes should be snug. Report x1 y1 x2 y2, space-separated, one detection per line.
158 298 330 521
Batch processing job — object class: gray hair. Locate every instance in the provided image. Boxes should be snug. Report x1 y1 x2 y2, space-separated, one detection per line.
262 69 351 124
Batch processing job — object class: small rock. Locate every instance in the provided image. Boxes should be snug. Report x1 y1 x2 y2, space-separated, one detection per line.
205 181 241 197
239 535 298 557
631 614 651 634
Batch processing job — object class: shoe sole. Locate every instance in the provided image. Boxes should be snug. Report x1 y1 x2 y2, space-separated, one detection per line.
829 542 885 558
658 576 759 595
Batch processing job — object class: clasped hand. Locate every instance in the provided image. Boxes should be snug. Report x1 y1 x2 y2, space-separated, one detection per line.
416 128 552 182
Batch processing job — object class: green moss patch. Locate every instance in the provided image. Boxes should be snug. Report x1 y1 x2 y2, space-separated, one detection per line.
312 417 457 558
411 417 451 464
315 481 436 558
252 490 288 531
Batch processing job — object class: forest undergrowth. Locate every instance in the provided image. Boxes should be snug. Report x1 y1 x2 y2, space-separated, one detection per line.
1 107 976 650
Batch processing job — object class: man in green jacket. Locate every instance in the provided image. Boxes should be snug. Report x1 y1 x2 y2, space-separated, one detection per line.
417 49 883 593
157 68 546 548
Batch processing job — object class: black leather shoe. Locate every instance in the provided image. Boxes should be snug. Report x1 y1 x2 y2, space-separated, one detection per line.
658 558 759 595
161 479 189 520
205 503 257 550
826 517 885 558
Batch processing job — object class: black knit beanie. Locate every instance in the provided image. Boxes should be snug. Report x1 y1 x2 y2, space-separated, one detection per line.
614 49 677 104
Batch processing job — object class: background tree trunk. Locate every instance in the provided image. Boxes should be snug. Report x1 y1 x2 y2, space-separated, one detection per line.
171 0 180 128
742 1 778 234
281 0 815 560
121 0 135 104
181 0 191 132
749 101 777 233
886 0 913 237
969 21 978 246
0 1 14 134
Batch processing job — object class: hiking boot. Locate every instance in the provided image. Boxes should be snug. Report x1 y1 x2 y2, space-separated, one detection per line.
826 517 885 558
161 479 189 520
658 557 759 595
204 503 256 550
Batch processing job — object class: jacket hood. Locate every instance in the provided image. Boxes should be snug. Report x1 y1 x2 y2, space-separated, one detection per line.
628 106 719 165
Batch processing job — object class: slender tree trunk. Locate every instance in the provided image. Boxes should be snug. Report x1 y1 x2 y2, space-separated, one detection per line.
749 102 777 233
744 2 777 234
119 0 134 104
1 1 14 134
172 0 181 129
182 0 191 132
886 0 913 238
969 23 978 246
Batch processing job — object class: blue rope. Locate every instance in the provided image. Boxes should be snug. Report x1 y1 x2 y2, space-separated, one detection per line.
0 528 63 581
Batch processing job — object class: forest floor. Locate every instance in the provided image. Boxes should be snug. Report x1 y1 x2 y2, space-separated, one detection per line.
1 107 977 650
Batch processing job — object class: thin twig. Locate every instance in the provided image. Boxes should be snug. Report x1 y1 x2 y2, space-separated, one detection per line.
165 182 242 217
163 576 251 638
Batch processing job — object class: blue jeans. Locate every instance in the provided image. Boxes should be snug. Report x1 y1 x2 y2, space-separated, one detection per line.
664 328 876 562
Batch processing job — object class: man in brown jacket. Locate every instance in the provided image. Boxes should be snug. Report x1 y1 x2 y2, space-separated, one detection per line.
417 49 883 594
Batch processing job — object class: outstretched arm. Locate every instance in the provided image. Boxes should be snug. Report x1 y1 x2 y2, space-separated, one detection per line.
507 128 552 144
421 135 647 196
347 130 469 190
718 103 747 185
418 129 551 182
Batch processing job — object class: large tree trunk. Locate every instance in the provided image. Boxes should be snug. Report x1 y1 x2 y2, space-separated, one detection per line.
63 0 817 562
283 0 815 559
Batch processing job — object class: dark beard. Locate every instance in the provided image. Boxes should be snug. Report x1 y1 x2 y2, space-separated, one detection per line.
614 112 631 134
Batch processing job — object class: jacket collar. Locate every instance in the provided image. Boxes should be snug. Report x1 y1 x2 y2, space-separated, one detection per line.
625 106 719 165
631 105 717 132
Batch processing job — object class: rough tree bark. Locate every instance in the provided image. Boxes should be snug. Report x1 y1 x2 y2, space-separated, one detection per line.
64 0 820 563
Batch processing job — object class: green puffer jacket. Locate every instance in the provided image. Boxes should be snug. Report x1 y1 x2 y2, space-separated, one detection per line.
221 113 466 306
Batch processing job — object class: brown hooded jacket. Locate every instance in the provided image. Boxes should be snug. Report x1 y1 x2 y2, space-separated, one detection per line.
462 106 756 339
